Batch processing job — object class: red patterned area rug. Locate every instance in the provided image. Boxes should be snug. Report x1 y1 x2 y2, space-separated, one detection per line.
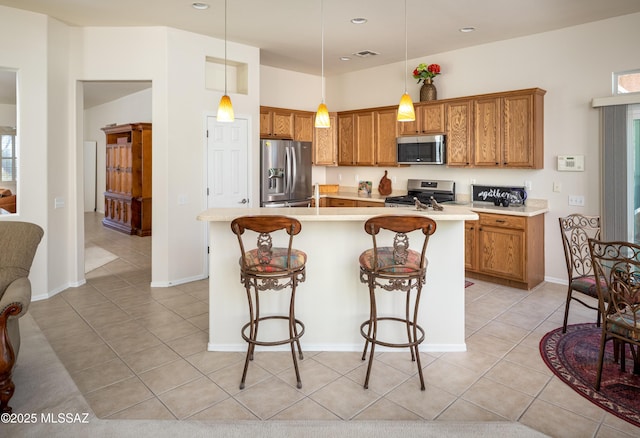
464 280 473 288
539 323 640 427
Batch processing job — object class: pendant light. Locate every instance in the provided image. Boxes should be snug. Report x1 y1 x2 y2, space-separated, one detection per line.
397 0 415 122
217 0 234 122
315 0 330 128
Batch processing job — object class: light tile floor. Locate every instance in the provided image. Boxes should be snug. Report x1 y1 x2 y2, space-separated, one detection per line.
27 213 640 437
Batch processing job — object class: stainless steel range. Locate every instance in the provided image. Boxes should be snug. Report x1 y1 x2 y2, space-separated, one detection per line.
385 179 456 207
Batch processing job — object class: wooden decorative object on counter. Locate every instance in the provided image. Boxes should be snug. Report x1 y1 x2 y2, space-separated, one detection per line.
378 170 392 196
102 122 152 236
318 184 339 194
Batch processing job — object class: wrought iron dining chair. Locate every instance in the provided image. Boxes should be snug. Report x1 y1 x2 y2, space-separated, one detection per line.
359 215 437 390
559 214 607 333
588 238 640 390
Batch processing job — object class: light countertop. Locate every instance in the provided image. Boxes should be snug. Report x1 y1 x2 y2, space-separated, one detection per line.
197 205 479 222
321 188 548 217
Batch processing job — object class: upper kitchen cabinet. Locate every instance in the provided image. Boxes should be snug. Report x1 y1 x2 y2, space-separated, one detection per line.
338 108 397 166
448 88 545 168
473 97 502 167
294 112 314 142
398 102 445 136
338 113 356 165
337 110 376 166
374 107 398 166
313 113 338 166
260 106 294 139
502 89 545 168
445 99 474 166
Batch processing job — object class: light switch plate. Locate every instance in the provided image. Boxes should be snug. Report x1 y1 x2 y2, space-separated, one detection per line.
558 155 584 171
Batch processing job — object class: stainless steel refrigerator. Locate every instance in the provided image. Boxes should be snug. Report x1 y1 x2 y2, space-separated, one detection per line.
260 139 313 207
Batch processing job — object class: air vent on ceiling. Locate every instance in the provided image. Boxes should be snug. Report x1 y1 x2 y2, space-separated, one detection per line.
353 50 379 58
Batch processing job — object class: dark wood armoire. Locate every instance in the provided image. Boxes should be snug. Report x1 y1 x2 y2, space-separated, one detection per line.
101 122 152 236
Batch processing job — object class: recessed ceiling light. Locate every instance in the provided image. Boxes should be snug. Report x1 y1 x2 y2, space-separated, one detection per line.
192 2 210 10
351 17 368 25
459 27 476 33
340 56 351 61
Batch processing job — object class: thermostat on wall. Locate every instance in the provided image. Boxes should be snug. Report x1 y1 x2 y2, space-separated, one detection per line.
557 155 584 171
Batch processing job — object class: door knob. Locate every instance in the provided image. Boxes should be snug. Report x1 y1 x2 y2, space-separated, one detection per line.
238 198 248 204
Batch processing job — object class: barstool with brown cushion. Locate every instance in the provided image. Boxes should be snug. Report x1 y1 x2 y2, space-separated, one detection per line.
230 215 306 389
359 215 437 390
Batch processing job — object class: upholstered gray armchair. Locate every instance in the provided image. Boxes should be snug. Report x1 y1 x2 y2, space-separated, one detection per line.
0 221 43 413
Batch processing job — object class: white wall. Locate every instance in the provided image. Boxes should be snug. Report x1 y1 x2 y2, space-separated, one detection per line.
0 6 49 297
317 13 640 284
83 88 152 213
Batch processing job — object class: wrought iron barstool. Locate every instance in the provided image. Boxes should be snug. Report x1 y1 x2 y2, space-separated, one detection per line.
359 215 437 390
230 215 306 389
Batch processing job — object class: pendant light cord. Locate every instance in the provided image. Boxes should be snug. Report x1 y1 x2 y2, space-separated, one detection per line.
224 0 228 95
321 0 325 104
404 0 408 94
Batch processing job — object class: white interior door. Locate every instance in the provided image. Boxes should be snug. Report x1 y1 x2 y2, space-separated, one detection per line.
207 117 249 208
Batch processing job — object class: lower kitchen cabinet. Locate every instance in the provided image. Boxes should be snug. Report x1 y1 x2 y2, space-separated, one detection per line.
465 212 544 290
323 198 382 207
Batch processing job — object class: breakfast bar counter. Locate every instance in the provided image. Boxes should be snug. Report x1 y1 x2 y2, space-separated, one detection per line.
197 206 478 352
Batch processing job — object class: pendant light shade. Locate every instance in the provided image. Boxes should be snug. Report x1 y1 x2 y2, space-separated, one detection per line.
315 102 330 128
217 0 234 122
397 0 415 122
397 93 416 121
315 0 330 128
217 94 234 122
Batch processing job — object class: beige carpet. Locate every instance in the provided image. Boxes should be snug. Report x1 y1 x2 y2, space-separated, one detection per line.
84 246 118 273
6 314 549 437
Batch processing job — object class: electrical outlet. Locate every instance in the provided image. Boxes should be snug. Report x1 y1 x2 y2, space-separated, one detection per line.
553 182 561 192
355 174 359 183
470 178 476 185
568 195 585 206
338 174 342 181
524 180 532 191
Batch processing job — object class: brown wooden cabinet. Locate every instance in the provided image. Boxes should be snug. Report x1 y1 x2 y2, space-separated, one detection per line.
459 88 545 168
102 123 152 236
374 107 399 166
356 200 383 207
446 100 474 166
323 197 382 207
502 90 544 168
313 113 338 166
338 108 396 166
465 220 479 270
466 212 544 290
337 113 356 165
260 107 295 139
327 198 357 207
398 102 445 136
473 97 502 167
294 112 314 142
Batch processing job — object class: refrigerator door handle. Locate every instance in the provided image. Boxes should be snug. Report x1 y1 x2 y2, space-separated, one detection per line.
284 147 290 194
290 146 297 195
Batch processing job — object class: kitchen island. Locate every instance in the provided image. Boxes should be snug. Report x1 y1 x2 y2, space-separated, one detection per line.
197 206 478 352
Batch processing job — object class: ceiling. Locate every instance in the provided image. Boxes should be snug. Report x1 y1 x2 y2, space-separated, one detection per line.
1 0 640 107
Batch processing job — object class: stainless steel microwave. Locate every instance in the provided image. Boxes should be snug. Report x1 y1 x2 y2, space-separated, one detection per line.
396 135 446 164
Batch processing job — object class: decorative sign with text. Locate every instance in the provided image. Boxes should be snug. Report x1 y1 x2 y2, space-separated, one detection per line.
472 185 527 206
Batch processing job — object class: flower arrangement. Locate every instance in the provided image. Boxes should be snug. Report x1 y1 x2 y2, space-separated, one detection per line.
413 63 441 84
